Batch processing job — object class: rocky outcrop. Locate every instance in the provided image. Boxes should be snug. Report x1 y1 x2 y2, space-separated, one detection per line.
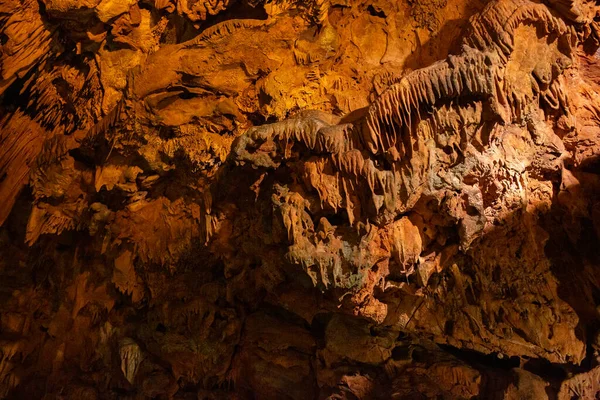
1 0 600 398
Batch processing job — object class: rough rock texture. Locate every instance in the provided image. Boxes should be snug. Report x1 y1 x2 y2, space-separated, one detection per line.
1 0 600 398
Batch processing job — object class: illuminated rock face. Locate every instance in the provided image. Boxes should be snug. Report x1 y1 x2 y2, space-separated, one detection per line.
1 0 600 398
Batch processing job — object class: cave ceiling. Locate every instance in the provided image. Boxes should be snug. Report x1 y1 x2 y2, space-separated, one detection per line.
1 0 600 398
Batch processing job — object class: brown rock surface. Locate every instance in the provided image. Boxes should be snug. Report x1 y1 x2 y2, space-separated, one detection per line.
1 0 600 398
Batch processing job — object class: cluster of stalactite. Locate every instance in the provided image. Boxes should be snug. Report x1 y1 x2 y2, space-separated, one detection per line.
1 0 600 398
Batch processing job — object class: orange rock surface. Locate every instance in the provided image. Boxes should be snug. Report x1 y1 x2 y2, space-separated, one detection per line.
1 0 600 398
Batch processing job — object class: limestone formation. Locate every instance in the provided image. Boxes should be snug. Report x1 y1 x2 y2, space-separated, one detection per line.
1 0 600 398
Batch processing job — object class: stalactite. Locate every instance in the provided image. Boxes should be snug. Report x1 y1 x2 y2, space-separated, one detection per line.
1 0 600 398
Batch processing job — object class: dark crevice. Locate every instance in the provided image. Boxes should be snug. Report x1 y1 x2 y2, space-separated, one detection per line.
367 5 386 19
437 344 521 370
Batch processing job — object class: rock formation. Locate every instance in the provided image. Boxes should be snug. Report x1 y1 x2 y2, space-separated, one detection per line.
1 0 600 398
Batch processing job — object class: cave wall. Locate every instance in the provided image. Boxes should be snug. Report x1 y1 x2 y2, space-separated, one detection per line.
1 0 600 398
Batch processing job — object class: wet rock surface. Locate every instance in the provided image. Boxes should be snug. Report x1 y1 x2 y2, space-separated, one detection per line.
1 0 600 398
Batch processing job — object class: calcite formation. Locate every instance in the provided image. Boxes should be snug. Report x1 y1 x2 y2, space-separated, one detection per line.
1 0 600 398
